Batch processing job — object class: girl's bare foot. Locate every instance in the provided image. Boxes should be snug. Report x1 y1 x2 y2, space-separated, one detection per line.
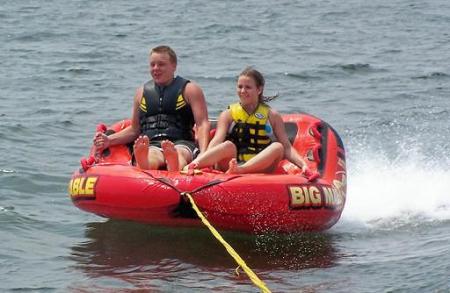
226 158 241 174
161 140 179 171
134 135 150 169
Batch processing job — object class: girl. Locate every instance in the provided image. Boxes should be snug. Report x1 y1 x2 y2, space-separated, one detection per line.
188 67 308 174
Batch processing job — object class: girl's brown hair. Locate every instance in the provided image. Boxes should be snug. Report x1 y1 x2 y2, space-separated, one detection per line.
239 66 278 103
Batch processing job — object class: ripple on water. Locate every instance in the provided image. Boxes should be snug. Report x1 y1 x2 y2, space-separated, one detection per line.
413 71 449 79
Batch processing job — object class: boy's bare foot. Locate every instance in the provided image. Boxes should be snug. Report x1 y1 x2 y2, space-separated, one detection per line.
161 140 179 171
134 135 150 169
226 158 242 174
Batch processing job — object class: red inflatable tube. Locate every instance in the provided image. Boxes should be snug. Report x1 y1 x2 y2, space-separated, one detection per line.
69 113 346 233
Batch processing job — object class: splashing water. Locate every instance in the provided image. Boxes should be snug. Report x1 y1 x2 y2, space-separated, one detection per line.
341 142 450 229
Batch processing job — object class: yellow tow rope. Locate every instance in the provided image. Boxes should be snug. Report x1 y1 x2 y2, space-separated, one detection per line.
183 192 272 293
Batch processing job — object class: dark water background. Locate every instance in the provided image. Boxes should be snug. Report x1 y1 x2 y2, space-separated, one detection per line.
1 0 449 292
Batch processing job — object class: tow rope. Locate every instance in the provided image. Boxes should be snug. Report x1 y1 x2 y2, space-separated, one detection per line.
183 192 272 293
142 170 272 293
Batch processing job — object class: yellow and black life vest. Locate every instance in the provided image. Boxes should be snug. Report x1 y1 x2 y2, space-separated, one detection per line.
138 76 195 141
227 102 272 162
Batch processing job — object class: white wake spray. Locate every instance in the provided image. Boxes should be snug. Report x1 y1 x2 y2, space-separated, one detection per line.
337 143 450 229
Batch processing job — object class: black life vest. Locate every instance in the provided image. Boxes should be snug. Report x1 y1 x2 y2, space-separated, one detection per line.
138 76 195 141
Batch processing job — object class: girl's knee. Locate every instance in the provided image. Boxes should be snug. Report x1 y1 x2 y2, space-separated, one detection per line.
272 142 284 159
272 142 284 152
223 140 237 152
223 140 235 148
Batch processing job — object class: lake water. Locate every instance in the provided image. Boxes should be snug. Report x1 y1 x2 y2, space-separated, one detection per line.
1 0 449 292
